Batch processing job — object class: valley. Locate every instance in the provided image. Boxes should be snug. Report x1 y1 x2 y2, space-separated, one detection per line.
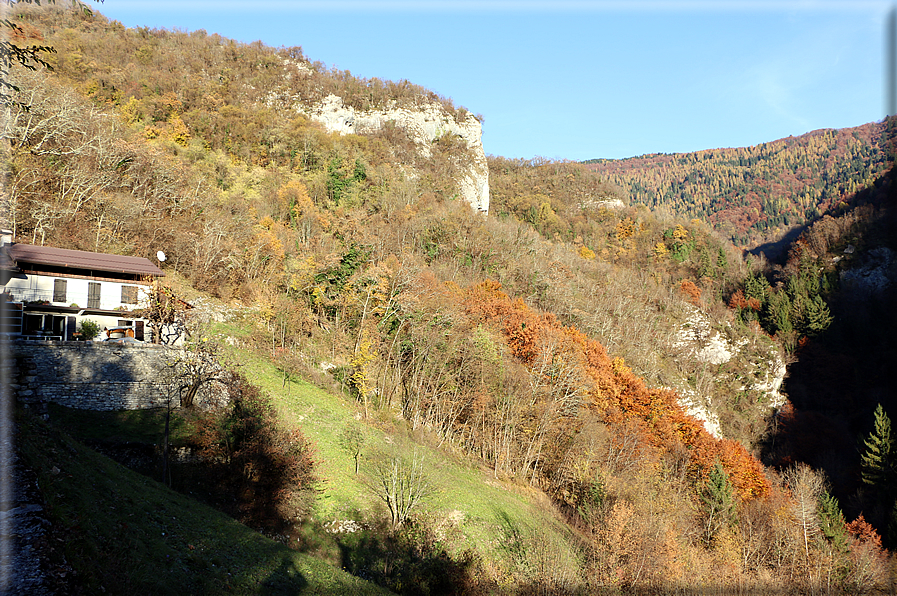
1 3 895 595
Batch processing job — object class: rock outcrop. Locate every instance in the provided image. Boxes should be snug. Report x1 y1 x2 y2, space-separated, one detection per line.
301 94 490 214
672 305 787 439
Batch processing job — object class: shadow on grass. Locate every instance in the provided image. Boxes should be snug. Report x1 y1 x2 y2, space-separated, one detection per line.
337 518 483 596
18 409 391 595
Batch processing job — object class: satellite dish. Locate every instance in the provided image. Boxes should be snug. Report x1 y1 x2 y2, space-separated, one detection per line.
157 251 167 262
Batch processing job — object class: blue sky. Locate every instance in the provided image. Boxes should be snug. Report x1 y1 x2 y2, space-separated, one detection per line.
95 1 892 160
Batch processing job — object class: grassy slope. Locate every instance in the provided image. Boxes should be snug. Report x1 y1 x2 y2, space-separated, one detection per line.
221 327 581 575
18 410 392 595
28 315 581 591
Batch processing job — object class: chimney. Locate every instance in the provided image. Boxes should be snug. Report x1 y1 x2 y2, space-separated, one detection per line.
0 229 12 247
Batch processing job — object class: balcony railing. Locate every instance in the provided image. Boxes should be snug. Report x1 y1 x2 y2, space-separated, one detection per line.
4 288 55 303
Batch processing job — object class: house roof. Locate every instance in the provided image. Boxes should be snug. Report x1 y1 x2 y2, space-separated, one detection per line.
6 244 165 277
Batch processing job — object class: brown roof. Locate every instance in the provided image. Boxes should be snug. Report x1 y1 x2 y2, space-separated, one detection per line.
8 244 164 277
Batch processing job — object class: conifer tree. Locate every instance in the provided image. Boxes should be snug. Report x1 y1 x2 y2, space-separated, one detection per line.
716 247 727 271
700 461 736 545
743 273 770 306
697 246 714 278
861 404 894 488
803 294 833 336
763 291 793 337
817 490 848 553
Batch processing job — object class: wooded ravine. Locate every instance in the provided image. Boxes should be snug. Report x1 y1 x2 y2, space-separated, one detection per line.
4 4 897 595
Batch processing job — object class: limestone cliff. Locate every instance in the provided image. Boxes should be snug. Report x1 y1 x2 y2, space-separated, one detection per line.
301 94 490 214
672 305 787 440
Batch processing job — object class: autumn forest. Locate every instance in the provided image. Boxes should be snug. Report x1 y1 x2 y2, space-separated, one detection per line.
3 3 897 595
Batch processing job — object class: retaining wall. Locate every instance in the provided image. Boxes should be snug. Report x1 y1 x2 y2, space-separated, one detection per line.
10 341 179 411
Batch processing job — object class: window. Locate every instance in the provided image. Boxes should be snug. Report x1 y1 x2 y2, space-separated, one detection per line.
87 282 101 308
53 279 67 303
121 285 138 305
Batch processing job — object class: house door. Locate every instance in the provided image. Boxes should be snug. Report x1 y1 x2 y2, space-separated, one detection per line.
135 320 144 341
51 316 66 338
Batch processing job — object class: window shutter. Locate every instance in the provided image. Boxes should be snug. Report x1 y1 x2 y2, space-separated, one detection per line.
53 279 67 303
121 285 138 305
87 283 101 308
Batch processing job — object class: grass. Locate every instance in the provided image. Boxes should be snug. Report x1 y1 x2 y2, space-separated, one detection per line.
46 404 195 445
35 316 582 590
18 408 392 595
222 338 579 571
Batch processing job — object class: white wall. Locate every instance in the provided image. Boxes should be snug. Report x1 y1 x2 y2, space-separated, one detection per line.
2 274 152 311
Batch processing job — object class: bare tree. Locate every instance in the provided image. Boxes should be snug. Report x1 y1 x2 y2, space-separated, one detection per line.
28 200 66 245
173 329 225 409
368 448 434 528
154 331 226 485
783 463 826 575
339 422 366 475
138 282 191 346
521 333 586 480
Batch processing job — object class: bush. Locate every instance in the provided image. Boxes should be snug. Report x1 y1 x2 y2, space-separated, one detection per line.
368 448 434 529
192 374 317 532
339 520 484 596
77 319 101 340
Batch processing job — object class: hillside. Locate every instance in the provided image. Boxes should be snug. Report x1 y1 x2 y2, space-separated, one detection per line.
584 123 891 250
2 3 894 594
755 163 897 546
16 409 392 595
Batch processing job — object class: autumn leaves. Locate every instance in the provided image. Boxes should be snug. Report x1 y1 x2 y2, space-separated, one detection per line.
463 280 769 501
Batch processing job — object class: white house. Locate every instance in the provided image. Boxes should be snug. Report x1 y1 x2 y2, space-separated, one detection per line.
0 230 164 341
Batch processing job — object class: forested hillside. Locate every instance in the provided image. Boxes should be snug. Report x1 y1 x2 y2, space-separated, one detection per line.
753 164 897 559
584 123 890 248
3 4 894 594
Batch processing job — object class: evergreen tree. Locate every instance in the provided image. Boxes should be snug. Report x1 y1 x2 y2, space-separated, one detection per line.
700 461 736 545
817 490 848 553
762 291 793 336
789 290 807 334
861 402 896 550
744 273 770 306
861 404 894 488
716 247 727 271
697 246 714 279
800 258 820 296
786 274 806 302
803 294 833 336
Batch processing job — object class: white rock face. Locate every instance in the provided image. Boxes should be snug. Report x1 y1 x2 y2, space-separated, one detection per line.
674 307 737 366
581 197 626 211
672 305 787 438
302 94 490 214
750 357 787 408
677 387 724 439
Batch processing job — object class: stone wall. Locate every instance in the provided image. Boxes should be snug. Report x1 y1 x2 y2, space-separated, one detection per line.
10 341 179 411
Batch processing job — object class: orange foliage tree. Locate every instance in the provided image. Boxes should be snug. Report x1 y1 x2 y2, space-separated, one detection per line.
464 280 770 500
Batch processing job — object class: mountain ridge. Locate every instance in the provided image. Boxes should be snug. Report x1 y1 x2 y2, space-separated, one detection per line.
584 120 890 249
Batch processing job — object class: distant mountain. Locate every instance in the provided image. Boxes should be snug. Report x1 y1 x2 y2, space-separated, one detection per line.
584 122 891 248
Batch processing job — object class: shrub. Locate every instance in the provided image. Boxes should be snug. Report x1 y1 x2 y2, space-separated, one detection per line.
77 319 101 340
339 520 484 596
368 448 434 528
193 374 317 531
